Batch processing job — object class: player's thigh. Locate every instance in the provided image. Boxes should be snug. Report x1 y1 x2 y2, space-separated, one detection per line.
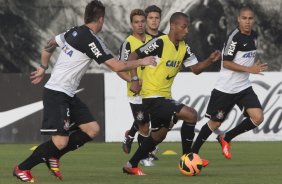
70 96 98 137
176 105 197 123
146 98 184 130
130 103 149 124
42 88 71 136
237 87 263 123
206 89 236 122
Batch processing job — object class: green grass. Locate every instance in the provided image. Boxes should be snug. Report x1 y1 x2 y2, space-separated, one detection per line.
1 142 282 184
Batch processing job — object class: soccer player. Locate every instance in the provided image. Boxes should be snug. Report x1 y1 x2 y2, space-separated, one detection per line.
12 0 156 182
191 6 268 160
122 12 221 175
122 6 165 165
118 9 155 166
144 5 165 37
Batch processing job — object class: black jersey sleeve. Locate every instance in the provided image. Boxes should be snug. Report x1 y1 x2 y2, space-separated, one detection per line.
222 29 240 61
64 25 113 65
85 35 114 64
182 42 198 67
135 38 163 58
118 41 131 61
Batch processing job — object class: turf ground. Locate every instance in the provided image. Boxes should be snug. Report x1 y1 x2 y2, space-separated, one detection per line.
1 142 282 184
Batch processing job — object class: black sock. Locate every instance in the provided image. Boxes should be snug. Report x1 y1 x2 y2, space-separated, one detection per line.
129 136 159 167
128 121 139 137
137 134 146 147
224 117 257 142
192 123 213 154
181 122 195 154
18 140 60 170
54 130 92 159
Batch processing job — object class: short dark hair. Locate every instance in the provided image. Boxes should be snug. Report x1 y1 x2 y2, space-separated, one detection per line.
239 5 254 16
145 5 162 18
84 0 105 24
130 9 146 23
170 12 189 24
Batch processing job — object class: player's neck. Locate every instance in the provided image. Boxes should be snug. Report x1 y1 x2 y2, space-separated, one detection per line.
146 28 158 36
132 33 146 42
168 32 179 46
85 23 101 34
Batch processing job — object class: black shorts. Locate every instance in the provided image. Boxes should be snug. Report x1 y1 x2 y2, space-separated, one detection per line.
143 97 184 131
129 103 148 125
41 88 95 135
206 87 262 122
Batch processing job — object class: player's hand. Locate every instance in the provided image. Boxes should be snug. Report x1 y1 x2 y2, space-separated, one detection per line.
140 56 157 67
30 67 45 84
209 50 221 63
249 60 268 74
130 80 141 94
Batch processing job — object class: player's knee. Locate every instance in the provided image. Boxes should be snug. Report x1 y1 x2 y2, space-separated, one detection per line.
178 107 198 123
208 120 221 131
251 114 264 125
81 122 100 139
138 122 150 136
188 108 198 123
52 136 69 150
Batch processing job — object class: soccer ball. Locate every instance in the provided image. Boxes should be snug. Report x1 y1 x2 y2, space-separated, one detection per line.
178 153 203 176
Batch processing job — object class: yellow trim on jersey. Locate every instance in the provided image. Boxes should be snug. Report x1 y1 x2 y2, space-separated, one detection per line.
141 35 187 98
125 34 152 97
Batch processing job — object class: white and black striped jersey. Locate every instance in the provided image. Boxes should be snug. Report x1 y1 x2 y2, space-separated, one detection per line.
215 27 258 94
45 25 113 97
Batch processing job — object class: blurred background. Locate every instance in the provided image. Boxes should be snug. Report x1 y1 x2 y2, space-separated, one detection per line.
0 0 281 73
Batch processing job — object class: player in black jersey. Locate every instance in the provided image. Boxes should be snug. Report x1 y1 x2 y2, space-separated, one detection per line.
145 5 165 38
192 6 268 161
13 1 156 182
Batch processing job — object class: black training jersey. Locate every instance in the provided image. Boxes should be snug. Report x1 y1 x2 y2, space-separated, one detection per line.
215 27 258 93
145 31 165 38
45 25 114 97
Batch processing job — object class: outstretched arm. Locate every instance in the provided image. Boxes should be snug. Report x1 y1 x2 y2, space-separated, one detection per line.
223 59 268 74
189 50 221 75
30 38 58 84
104 55 155 73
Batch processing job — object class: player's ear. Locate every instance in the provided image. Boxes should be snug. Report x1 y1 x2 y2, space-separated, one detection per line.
237 16 240 24
99 16 104 23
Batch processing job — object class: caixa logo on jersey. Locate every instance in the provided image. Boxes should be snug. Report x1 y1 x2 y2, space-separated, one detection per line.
62 44 73 57
243 51 256 58
89 42 102 58
227 41 237 56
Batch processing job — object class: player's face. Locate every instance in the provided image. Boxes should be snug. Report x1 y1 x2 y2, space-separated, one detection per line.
146 12 161 31
131 15 146 35
174 17 189 41
238 10 254 35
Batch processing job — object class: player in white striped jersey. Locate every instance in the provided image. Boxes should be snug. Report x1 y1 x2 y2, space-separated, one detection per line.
13 1 156 182
192 5 268 161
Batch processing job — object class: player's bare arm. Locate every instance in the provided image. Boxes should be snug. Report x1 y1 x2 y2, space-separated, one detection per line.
117 72 131 82
31 38 58 84
190 50 221 75
223 59 268 74
104 56 156 73
127 52 141 94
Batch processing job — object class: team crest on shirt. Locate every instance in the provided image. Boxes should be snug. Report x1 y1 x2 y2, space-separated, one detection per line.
216 110 225 120
72 31 78 37
136 111 144 121
63 119 71 131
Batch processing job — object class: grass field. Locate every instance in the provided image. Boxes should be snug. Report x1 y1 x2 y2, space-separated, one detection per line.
1 142 282 184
